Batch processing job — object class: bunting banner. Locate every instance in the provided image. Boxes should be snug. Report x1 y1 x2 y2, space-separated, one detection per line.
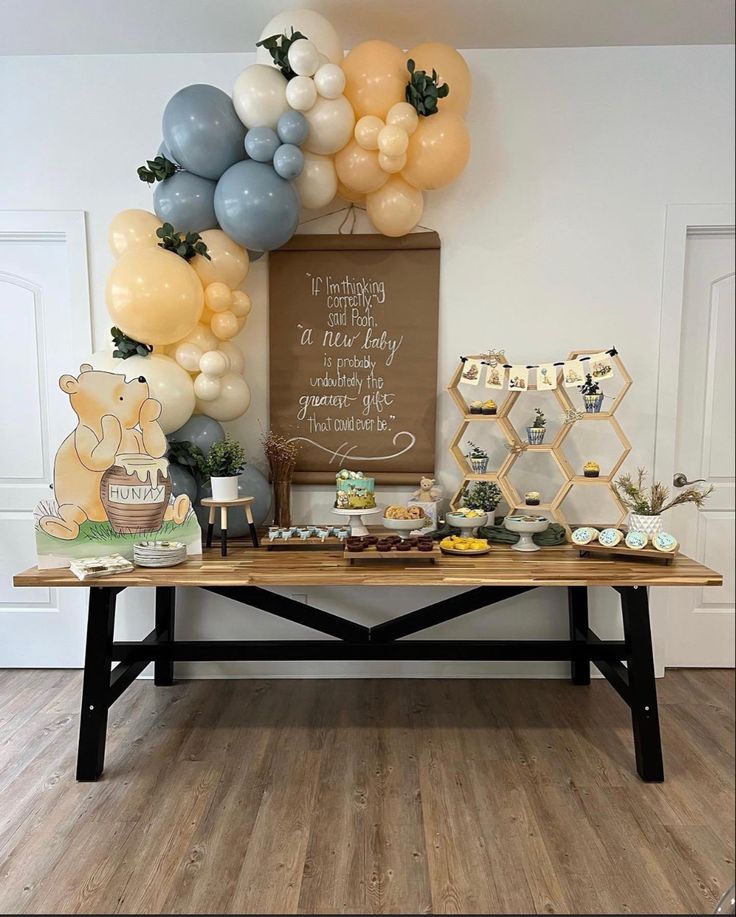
458 347 618 392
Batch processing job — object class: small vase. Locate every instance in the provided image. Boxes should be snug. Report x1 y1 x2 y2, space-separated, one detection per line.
628 513 663 537
210 475 239 502
468 455 489 474
273 478 292 528
584 393 604 413
527 427 546 445
485 509 496 526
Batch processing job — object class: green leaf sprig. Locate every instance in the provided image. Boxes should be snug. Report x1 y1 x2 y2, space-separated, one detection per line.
405 59 449 116
255 29 308 79
156 223 211 261
110 326 153 360
167 440 209 486
137 155 178 184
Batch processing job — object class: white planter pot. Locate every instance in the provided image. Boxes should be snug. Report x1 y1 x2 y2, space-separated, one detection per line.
486 509 496 526
628 513 663 537
210 476 239 502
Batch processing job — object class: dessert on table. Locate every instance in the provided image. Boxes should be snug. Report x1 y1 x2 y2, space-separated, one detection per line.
584 461 601 478
525 491 541 506
334 470 376 509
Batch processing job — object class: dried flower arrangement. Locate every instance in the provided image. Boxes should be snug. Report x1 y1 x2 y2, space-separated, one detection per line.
614 467 712 516
262 432 300 527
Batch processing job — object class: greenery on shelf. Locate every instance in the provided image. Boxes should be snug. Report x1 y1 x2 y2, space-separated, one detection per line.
614 467 713 516
463 481 502 512
255 29 308 79
110 326 152 359
204 434 247 479
580 373 601 395
167 440 208 486
531 408 546 428
156 223 211 261
466 440 489 459
405 58 449 116
137 155 178 184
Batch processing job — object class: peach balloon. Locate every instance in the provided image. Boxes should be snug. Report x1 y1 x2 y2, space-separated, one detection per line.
377 124 408 157
181 321 219 353
354 115 384 151
342 40 407 119
335 140 389 194
211 310 240 340
336 181 366 205
366 175 424 237
386 102 418 135
402 111 470 190
108 209 161 258
204 282 232 312
378 151 406 174
406 43 472 115
230 290 252 318
190 229 249 290
106 248 203 346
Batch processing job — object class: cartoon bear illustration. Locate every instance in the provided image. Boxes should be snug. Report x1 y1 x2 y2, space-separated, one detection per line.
39 364 190 540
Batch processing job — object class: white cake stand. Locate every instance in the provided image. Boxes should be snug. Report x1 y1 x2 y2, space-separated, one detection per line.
332 506 383 537
504 514 550 552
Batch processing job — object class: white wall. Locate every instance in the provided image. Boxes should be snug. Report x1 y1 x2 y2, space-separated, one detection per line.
1 44 734 676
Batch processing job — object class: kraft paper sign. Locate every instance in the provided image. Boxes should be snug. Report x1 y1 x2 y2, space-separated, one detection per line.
269 232 440 484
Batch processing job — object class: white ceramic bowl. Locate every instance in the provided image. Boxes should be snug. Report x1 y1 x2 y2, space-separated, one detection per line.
446 511 488 530
504 514 550 552
382 516 421 536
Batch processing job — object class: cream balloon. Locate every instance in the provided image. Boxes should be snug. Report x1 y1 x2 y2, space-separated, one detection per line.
232 64 289 130
313 63 345 99
211 310 240 340
194 373 222 402
88 350 195 434
303 95 355 155
108 209 161 258
190 229 249 289
230 290 252 318
204 282 232 312
406 42 472 115
288 38 320 77
285 75 317 112
256 9 343 65
198 372 251 421
354 115 384 151
106 248 203 346
377 124 408 157
386 102 418 135
199 350 229 378
378 151 406 174
342 40 406 119
180 321 219 353
174 342 204 373
334 140 388 194
402 111 470 190
294 152 338 209
366 175 424 237
218 341 245 374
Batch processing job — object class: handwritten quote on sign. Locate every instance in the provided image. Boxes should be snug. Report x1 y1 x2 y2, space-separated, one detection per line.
269 233 440 483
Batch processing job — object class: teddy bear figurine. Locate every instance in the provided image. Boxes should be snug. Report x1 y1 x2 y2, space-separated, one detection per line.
39 364 190 540
410 476 443 503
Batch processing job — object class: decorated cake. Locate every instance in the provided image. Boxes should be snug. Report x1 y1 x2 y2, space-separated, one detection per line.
335 470 376 509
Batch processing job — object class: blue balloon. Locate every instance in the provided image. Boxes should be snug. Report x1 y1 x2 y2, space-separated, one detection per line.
157 140 177 164
168 415 225 456
196 464 273 533
168 464 198 502
247 249 265 261
245 127 280 163
214 160 300 251
154 171 218 234
273 143 304 180
162 84 246 181
276 110 309 146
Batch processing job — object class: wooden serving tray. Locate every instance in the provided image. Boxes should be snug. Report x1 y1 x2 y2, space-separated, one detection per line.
345 544 440 564
577 539 678 565
266 536 344 551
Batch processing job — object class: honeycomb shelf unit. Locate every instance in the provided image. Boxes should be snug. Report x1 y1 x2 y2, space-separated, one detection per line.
446 350 632 530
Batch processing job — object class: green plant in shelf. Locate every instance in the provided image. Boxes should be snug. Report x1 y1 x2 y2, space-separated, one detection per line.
204 434 247 479
531 408 546 429
466 440 489 459
463 481 502 512
579 374 601 395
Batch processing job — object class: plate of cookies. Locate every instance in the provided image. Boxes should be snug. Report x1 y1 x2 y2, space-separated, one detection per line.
383 504 427 535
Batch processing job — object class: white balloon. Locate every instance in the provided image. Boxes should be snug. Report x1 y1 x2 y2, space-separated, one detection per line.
313 63 346 100
199 350 229 378
194 373 222 402
88 350 195 434
285 75 317 113
197 372 251 421
218 341 245 375
303 95 355 155
256 10 343 66
294 152 338 210
288 38 320 77
174 342 204 372
232 64 289 130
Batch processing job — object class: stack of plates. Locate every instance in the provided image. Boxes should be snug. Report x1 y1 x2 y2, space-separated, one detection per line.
133 541 187 568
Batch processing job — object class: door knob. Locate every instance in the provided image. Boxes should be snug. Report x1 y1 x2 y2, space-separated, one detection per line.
673 472 707 488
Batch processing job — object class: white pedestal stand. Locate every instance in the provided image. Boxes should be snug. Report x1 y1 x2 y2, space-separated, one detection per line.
332 506 383 537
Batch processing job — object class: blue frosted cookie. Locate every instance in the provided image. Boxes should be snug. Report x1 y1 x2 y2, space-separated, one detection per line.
652 532 678 553
599 528 623 547
624 530 648 550
571 527 599 546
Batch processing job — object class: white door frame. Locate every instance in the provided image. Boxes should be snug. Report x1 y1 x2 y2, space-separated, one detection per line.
651 202 735 671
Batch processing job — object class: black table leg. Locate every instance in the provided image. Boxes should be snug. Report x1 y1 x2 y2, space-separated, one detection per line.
568 586 591 685
221 526 228 556
77 588 117 782
618 586 664 782
154 587 175 686
206 522 214 548
249 521 260 548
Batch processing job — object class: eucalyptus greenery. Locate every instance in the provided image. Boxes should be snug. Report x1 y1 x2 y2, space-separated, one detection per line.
466 440 488 459
137 155 178 184
205 434 247 478
405 58 449 116
531 408 547 429
580 373 601 395
156 223 211 261
463 481 502 512
167 440 209 486
614 467 713 516
110 326 152 360
255 29 308 79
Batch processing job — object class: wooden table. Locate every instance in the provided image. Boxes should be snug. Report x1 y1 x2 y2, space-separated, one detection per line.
14 544 722 784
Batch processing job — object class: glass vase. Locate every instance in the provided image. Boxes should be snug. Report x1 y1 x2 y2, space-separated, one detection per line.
273 478 292 528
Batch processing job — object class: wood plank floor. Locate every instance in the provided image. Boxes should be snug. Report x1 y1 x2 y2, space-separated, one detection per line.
0 670 733 915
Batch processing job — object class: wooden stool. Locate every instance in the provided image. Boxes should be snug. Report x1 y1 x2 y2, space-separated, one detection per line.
200 497 259 556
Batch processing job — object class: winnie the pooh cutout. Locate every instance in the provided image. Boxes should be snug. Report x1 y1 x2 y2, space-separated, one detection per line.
35 364 201 568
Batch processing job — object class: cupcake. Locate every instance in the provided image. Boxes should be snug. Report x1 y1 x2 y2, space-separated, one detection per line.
469 400 483 414
482 399 497 415
346 541 365 552
417 540 434 552
584 461 600 478
396 541 411 551
376 539 392 551
525 491 541 506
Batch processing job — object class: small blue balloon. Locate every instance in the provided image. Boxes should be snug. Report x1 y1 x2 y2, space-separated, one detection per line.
272 143 304 180
167 415 225 456
276 110 309 146
153 171 218 234
168 464 198 502
244 126 280 163
214 160 300 251
162 84 245 181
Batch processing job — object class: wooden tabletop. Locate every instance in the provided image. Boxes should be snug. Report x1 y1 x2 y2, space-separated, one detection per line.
14 544 722 589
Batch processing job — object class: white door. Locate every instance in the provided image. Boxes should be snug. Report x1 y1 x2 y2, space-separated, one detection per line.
666 228 735 667
0 212 91 666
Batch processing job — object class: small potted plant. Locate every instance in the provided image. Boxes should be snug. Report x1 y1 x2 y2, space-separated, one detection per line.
614 467 712 536
527 408 546 445
204 433 247 501
465 441 489 474
463 481 502 524
580 374 604 413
